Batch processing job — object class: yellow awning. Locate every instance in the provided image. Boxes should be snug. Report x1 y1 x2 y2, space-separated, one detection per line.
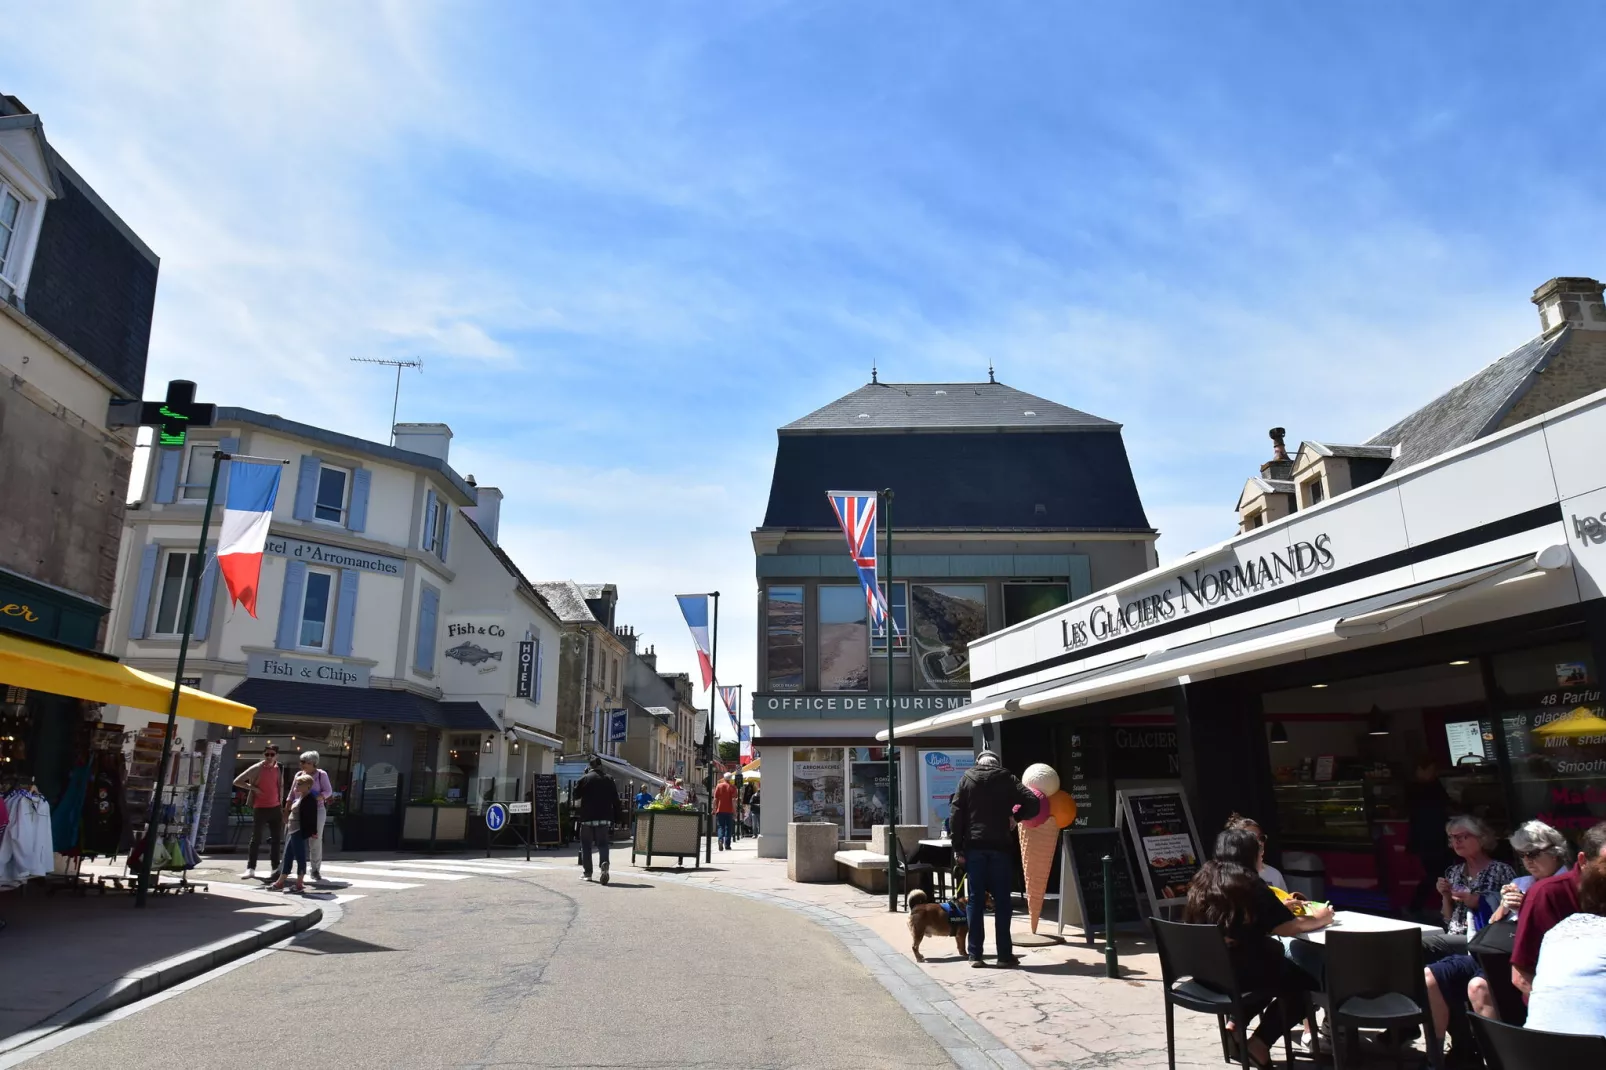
0 631 256 729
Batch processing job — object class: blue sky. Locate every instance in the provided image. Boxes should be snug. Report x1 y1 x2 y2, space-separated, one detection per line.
15 3 1606 720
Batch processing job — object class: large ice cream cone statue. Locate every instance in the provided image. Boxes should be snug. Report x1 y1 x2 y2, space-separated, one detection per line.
1018 815 1058 933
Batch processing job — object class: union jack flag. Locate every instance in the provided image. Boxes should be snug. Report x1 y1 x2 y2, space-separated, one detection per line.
718 685 741 736
827 490 892 629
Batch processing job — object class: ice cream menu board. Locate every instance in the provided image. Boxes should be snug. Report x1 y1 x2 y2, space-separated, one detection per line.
1116 787 1204 917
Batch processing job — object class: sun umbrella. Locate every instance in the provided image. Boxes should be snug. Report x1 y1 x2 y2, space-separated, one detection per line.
1534 706 1606 739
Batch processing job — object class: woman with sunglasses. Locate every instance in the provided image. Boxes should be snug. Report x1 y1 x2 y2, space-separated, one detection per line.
1464 820 1571 1021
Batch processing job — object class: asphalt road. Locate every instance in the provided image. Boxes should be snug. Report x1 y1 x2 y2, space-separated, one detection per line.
18 861 955 1070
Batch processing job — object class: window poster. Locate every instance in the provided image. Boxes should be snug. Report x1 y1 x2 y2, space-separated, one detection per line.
919 749 976 834
850 762 890 838
911 584 987 691
817 585 869 691
791 749 845 828
1501 689 1606 836
766 586 804 692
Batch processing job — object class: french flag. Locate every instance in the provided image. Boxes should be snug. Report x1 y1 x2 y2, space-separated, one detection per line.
675 594 714 690
218 461 283 618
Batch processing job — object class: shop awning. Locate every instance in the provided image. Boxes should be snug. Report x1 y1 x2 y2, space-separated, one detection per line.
226 678 497 731
880 547 1571 741
559 752 670 790
0 630 255 729
509 725 565 751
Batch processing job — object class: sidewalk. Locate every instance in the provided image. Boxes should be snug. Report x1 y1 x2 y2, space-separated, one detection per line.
0 875 321 1052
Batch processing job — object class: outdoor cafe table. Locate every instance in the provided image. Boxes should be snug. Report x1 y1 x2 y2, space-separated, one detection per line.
1291 910 1442 945
914 839 956 898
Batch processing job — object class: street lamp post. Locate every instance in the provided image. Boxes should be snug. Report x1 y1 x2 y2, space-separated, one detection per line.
884 488 897 913
704 591 720 864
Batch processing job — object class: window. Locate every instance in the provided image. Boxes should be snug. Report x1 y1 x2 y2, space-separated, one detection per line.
1003 582 1071 628
0 183 21 298
299 569 337 650
1305 477 1325 506
911 583 988 690
1246 510 1264 529
818 585 869 691
765 586 804 692
791 747 846 829
315 465 349 524
152 550 203 635
179 444 218 500
872 581 910 654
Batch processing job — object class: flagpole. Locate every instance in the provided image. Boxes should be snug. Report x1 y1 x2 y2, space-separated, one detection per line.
705 591 720 864
884 488 897 913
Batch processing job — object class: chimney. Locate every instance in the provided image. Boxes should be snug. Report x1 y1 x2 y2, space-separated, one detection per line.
640 645 657 671
392 422 453 462
463 486 503 544
1532 277 1606 336
615 625 638 654
1260 427 1294 481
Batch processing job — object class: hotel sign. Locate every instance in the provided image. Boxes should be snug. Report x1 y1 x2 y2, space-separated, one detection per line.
755 694 970 716
265 535 404 577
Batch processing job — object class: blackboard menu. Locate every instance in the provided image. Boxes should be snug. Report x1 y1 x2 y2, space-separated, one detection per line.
1059 827 1142 940
1061 728 1108 828
1119 788 1203 913
532 774 561 846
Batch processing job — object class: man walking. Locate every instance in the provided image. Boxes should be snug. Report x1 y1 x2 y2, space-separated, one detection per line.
949 750 1039 968
713 773 737 850
233 745 283 881
572 757 620 884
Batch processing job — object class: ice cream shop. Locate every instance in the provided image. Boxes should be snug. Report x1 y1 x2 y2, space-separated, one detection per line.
888 366 1606 914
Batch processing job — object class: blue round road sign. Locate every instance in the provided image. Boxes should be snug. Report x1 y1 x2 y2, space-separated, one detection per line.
485 803 508 831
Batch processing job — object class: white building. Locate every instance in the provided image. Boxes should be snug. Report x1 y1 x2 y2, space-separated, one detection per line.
106 410 564 849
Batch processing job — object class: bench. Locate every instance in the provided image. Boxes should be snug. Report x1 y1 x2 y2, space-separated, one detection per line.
834 849 888 894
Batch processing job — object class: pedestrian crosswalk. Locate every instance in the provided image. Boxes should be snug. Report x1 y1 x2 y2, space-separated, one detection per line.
221 855 567 904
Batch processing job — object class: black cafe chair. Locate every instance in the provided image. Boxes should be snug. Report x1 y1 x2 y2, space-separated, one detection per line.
891 834 937 908
1150 917 1298 1070
1324 928 1441 1070
1470 1014 1606 1069
1469 949 1526 1027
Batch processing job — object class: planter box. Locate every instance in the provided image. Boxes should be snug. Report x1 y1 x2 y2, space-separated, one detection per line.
401 804 469 849
632 809 704 868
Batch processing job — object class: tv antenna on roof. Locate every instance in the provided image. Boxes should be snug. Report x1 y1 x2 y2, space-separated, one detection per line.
350 357 423 445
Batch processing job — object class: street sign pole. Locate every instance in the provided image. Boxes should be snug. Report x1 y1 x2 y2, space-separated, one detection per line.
884 489 897 913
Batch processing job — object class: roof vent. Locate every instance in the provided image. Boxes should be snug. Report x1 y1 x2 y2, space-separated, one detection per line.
1023 410 1036 416
857 413 871 419
934 389 947 395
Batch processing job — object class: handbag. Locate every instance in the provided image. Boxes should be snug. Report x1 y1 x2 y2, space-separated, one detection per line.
1467 917 1517 956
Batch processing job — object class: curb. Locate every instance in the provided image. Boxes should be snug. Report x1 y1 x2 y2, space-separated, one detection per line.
0 904 323 1056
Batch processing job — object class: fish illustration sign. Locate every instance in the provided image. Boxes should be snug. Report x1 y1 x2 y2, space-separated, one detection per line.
443 617 509 675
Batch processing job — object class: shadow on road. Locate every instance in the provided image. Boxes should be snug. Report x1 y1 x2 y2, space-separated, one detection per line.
286 931 399 956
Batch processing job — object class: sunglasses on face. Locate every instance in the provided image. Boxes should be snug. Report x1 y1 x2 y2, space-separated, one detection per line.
1519 849 1547 862
1448 833 1477 842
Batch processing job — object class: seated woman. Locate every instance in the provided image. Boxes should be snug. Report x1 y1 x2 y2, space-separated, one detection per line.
1422 816 1527 1063
1465 819 1571 1021
1523 855 1606 1037
1224 812 1286 890
1184 828 1333 1068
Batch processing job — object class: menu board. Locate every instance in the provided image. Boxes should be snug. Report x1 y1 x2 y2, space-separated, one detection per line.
1065 730 1098 828
532 774 561 846
1117 788 1203 917
1057 827 1143 941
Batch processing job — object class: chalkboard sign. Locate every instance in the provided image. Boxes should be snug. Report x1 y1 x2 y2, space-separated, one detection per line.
1057 827 1143 942
1117 787 1203 919
532 774 561 847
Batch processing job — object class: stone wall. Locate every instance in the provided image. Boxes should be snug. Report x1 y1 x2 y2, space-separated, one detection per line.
1500 331 1606 429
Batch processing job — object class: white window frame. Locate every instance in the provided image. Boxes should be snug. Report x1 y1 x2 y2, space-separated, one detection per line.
297 567 339 652
0 180 25 299
178 442 220 501
312 463 351 526
0 162 49 305
428 499 448 559
151 549 203 637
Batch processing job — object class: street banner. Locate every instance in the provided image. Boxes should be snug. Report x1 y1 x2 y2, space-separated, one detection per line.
719 685 740 736
675 594 714 689
218 460 283 617
608 708 628 743
825 491 891 629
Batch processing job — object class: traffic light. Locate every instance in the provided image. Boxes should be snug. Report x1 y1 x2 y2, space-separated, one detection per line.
138 380 215 447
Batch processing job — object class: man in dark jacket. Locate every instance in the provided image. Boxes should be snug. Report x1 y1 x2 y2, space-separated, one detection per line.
572 757 620 884
949 751 1039 967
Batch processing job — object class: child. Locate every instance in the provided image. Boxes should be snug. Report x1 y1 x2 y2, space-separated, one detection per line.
271 772 319 893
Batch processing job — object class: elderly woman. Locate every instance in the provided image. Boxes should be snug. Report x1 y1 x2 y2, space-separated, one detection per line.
1422 816 1520 1057
1465 820 1571 1020
286 750 336 883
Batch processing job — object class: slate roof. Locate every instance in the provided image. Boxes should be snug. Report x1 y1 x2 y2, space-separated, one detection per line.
1303 442 1396 460
227 678 498 731
532 581 598 624
1367 330 1566 470
783 380 1119 433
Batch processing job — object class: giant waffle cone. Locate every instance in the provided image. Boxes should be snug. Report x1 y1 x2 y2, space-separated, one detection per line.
1018 820 1058 934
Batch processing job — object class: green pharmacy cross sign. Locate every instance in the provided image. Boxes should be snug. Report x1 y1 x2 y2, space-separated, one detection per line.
139 380 216 446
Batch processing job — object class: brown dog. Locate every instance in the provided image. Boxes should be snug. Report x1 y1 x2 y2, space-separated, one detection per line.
908 888 974 962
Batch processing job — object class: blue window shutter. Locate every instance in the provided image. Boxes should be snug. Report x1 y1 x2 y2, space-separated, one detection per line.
415 585 439 672
293 455 319 521
422 490 438 552
332 568 360 656
192 544 219 641
533 636 543 703
214 437 240 503
275 559 308 650
128 544 160 639
439 505 452 562
347 467 372 532
154 449 181 504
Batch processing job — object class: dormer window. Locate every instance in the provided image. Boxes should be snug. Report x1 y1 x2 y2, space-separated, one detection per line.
0 182 24 300
1304 476 1325 507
